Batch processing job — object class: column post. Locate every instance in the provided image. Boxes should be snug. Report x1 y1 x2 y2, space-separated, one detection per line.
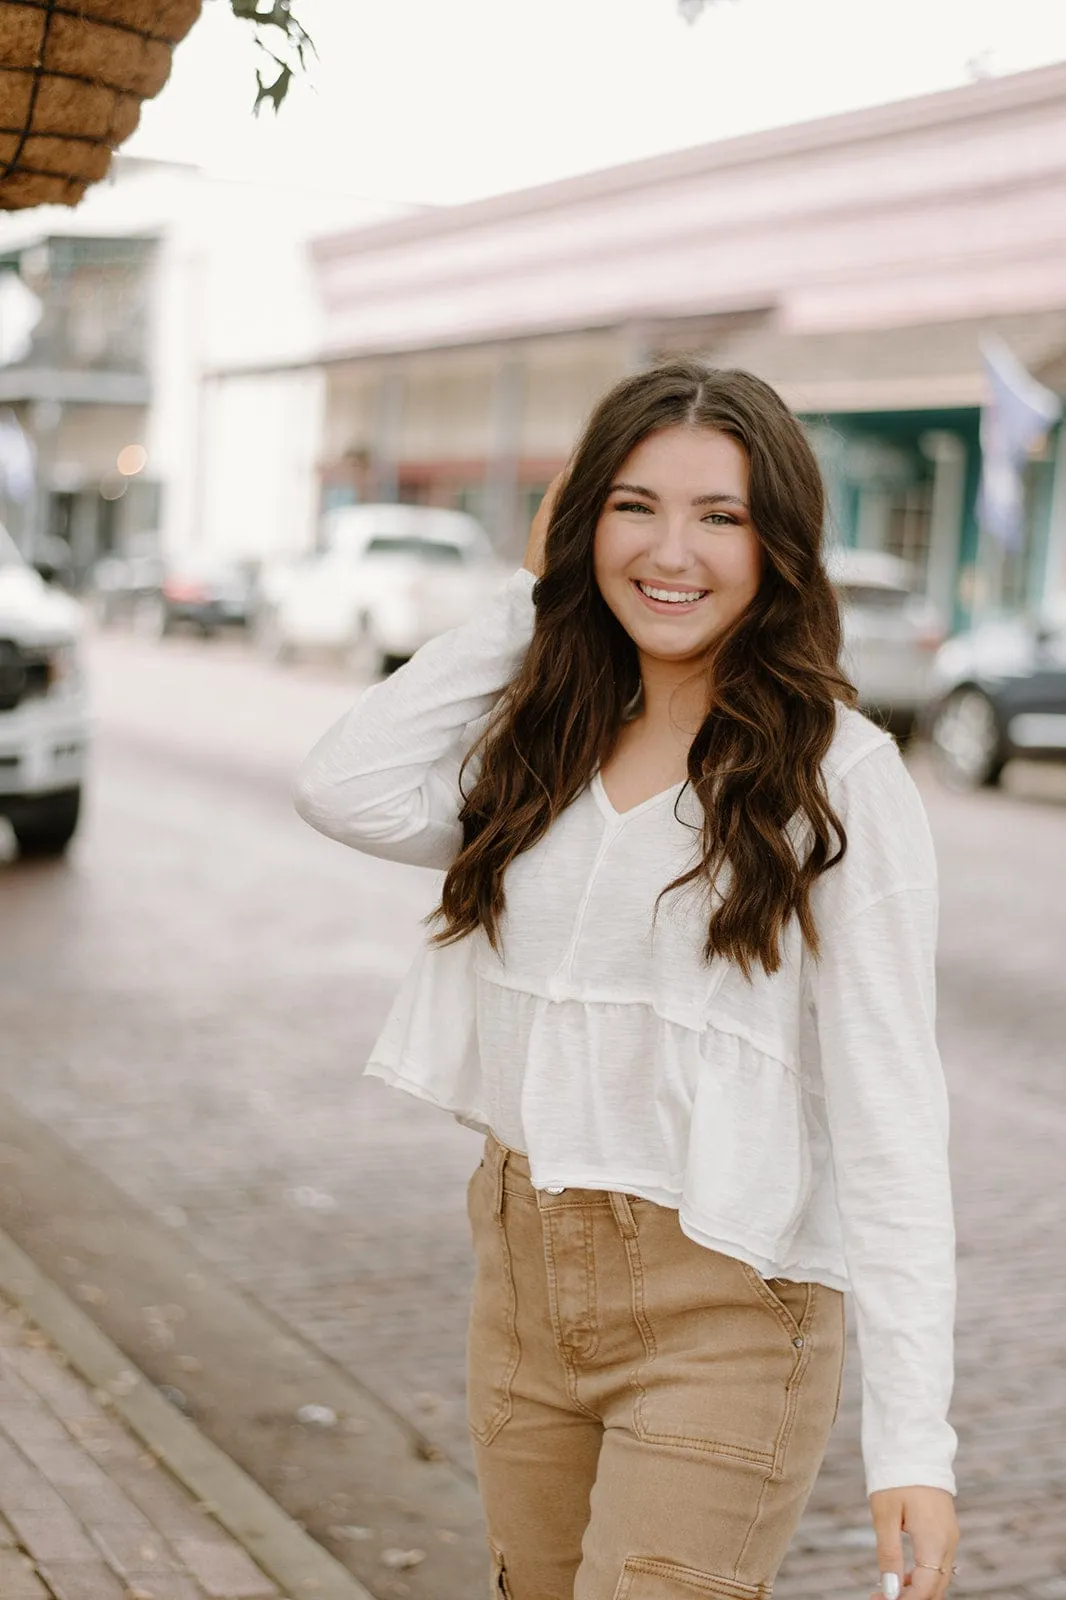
920 429 966 624
483 353 525 558
371 367 405 503
1040 421 1066 605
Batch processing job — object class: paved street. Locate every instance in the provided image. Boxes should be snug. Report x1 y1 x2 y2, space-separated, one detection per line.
0 1292 281 1600
1 623 1065 1600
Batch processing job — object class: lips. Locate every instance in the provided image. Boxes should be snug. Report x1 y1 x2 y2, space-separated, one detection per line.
632 579 709 612
636 580 708 603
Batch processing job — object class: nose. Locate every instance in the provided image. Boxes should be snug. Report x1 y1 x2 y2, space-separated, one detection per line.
648 515 695 575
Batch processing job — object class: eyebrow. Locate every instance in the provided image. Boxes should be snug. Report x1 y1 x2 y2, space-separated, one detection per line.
609 481 750 511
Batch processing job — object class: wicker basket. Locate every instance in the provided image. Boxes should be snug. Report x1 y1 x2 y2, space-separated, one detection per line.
0 0 203 210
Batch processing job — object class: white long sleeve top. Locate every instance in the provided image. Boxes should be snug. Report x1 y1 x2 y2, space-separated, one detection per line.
294 567 957 1498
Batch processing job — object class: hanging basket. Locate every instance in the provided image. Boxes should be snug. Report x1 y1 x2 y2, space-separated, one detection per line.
0 0 203 211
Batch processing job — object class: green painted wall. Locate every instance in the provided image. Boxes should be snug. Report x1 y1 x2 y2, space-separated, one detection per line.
802 408 988 630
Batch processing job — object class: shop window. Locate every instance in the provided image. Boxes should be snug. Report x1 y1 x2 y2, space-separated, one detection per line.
885 482 933 585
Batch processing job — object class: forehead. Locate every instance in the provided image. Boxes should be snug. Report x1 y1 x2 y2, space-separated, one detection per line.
615 424 749 491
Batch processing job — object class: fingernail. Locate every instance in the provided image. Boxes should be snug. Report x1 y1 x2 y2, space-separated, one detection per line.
881 1575 901 1600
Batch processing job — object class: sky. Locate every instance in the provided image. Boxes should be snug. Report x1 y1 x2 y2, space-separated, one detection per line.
129 0 1066 207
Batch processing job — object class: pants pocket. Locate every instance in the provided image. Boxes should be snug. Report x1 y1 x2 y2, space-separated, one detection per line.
629 1221 805 1465
490 1545 512 1598
613 1556 770 1600
466 1162 521 1446
738 1264 812 1343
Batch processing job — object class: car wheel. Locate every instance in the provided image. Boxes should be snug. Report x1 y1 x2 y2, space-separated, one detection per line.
930 688 1005 790
12 787 81 858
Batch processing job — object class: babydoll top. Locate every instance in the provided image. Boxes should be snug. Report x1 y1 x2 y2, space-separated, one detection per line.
294 567 957 1498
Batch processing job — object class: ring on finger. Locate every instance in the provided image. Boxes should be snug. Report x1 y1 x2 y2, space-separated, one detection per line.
914 1563 959 1576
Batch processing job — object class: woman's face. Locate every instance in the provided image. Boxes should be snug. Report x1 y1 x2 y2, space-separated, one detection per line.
593 424 762 669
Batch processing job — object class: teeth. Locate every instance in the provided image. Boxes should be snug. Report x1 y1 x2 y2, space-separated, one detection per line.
637 581 707 604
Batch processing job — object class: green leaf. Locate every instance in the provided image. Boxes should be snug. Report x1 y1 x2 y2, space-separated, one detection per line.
228 0 315 114
253 58 294 115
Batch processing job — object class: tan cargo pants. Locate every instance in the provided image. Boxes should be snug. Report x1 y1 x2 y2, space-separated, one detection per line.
467 1135 845 1600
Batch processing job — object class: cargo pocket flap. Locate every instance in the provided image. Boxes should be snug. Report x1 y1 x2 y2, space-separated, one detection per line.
614 1556 770 1600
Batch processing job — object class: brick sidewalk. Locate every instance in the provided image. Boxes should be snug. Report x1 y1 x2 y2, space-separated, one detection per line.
0 1294 281 1600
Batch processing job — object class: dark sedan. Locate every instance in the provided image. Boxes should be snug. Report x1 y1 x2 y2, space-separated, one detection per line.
151 558 256 637
92 555 256 638
90 552 166 626
925 606 1066 789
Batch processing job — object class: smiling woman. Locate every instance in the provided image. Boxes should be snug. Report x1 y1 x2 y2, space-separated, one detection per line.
441 364 853 976
589 429 763 813
294 360 960 1600
595 429 761 657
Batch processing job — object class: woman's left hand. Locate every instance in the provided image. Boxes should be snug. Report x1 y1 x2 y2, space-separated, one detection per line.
868 1485 959 1600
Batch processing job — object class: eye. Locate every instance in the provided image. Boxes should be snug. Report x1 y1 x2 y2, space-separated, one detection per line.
612 499 653 514
702 511 739 526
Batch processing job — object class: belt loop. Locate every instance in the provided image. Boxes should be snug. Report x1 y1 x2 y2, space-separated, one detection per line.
609 1189 638 1241
488 1134 507 1221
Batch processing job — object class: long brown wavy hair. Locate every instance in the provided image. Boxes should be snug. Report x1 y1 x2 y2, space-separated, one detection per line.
431 361 857 976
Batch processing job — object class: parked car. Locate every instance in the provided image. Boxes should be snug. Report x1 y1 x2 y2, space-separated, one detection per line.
149 557 257 637
90 550 167 626
257 504 505 673
0 525 89 857
828 549 944 738
91 553 256 638
925 604 1066 789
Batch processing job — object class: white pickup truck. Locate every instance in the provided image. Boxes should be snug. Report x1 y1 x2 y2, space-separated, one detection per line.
0 526 89 857
256 504 507 674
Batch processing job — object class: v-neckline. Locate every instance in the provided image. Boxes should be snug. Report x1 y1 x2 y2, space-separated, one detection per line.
591 770 687 824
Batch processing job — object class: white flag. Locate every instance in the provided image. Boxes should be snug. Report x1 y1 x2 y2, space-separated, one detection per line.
978 336 1062 549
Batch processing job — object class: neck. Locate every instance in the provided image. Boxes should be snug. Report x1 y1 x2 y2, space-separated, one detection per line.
637 652 711 746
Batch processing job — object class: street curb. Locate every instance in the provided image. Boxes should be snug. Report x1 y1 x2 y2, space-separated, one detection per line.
0 1226 376 1600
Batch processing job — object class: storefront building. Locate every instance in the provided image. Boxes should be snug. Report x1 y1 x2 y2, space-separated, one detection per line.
0 158 399 582
0 232 156 582
309 61 1066 628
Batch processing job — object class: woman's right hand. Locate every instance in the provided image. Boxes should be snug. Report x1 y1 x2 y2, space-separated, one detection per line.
523 469 568 578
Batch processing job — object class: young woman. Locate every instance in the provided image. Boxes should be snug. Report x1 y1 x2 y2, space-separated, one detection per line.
294 363 959 1600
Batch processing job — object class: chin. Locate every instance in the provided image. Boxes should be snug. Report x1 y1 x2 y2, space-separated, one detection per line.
636 634 718 663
